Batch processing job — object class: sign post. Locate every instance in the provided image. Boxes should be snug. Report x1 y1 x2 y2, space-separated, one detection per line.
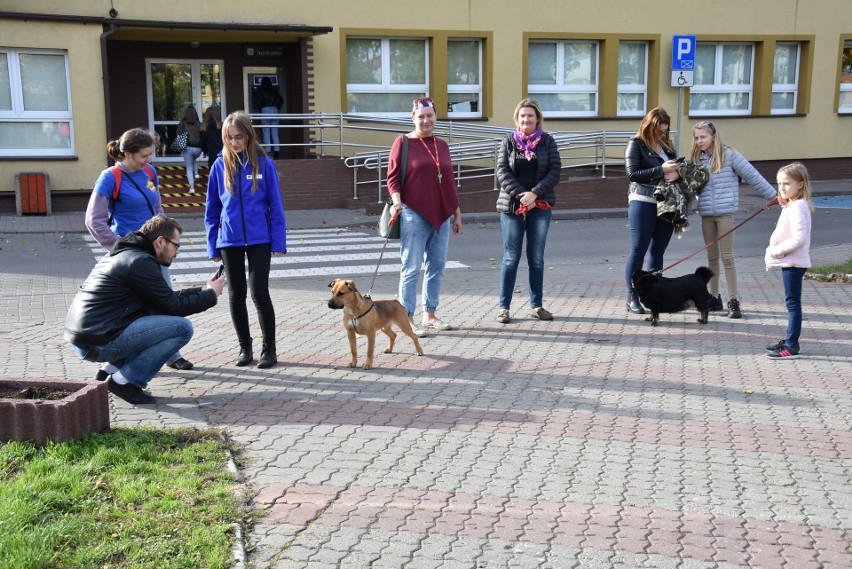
671 35 695 155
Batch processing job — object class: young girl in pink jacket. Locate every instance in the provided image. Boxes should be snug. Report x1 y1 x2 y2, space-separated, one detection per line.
764 162 814 360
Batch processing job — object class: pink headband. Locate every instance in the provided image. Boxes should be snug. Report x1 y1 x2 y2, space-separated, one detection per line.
412 99 435 111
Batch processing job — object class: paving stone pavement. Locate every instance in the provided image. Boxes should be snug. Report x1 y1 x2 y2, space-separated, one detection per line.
0 186 850 568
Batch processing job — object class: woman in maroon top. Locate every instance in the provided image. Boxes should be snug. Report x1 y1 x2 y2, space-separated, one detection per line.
386 98 463 337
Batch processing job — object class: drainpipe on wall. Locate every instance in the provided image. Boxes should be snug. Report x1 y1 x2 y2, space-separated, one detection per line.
100 23 115 164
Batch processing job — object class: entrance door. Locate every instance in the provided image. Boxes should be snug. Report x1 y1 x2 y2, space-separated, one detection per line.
146 59 225 161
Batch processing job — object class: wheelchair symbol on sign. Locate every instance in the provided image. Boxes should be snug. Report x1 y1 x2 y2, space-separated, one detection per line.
677 72 688 86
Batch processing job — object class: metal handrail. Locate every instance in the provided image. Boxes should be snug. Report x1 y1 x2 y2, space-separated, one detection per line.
249 113 634 202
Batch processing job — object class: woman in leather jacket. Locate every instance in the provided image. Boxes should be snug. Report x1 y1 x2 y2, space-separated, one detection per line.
624 107 681 314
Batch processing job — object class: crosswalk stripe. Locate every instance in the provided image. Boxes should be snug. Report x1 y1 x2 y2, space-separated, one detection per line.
81 228 469 282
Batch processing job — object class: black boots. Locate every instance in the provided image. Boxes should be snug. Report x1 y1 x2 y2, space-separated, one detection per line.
627 292 645 314
236 340 253 367
257 342 277 369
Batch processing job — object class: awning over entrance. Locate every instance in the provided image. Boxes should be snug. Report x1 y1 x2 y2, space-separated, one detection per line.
0 12 333 42
104 19 333 43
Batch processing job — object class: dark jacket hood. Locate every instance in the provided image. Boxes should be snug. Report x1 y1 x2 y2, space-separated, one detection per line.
111 230 156 257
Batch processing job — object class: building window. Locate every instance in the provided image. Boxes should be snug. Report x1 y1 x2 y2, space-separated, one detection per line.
447 39 482 117
617 41 648 117
690 42 754 115
0 48 74 157
840 40 852 114
528 40 599 117
346 37 428 115
772 42 800 115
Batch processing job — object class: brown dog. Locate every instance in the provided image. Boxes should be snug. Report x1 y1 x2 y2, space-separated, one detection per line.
327 279 424 369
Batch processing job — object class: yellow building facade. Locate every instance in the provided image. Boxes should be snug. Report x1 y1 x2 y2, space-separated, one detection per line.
1 0 851 200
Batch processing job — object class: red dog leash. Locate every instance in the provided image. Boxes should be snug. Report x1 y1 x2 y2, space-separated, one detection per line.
656 197 778 275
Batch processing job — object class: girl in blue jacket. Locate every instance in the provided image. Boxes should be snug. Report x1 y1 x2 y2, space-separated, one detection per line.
205 111 286 368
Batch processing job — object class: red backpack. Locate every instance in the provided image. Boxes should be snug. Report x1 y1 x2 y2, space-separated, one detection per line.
107 164 157 225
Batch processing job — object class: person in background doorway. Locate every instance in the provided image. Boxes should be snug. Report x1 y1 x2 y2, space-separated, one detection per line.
255 77 284 159
201 105 224 169
205 111 286 369
690 121 778 319
764 162 813 360
624 107 681 315
85 127 194 372
386 97 463 337
494 98 562 324
177 105 203 193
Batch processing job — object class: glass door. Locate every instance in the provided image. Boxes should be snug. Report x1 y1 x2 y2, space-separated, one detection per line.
146 59 225 161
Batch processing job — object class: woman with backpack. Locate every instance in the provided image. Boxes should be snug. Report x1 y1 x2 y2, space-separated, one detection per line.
84 127 195 372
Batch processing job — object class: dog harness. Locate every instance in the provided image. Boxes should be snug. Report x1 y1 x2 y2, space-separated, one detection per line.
349 302 375 333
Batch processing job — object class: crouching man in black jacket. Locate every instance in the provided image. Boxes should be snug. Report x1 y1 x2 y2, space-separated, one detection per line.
65 215 225 404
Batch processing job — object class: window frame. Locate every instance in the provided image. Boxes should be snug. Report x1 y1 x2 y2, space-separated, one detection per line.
345 36 430 117
617 40 649 118
689 41 755 117
527 38 600 118
771 42 801 116
0 47 75 157
446 38 482 118
839 39 852 115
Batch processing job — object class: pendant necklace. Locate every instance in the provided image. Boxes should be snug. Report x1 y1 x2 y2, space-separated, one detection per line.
418 136 442 185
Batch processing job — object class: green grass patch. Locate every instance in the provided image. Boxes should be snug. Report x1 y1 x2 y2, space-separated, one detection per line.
0 427 245 569
807 257 852 282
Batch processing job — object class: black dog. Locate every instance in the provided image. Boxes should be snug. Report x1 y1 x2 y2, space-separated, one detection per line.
631 266 714 326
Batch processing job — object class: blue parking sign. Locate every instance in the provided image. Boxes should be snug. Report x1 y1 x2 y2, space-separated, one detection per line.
672 35 696 70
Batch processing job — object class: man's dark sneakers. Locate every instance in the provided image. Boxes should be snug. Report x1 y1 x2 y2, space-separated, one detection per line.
707 294 724 312
727 298 742 319
167 357 194 370
107 378 156 404
766 340 786 352
93 369 110 382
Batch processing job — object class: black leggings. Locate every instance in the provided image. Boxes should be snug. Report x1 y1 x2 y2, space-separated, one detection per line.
220 243 276 346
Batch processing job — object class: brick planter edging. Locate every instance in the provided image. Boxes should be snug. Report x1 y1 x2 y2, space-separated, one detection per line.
0 380 110 446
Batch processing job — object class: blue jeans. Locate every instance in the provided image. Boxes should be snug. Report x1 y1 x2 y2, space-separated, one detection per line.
182 146 202 186
71 315 194 389
499 208 552 310
161 264 184 366
782 267 806 348
625 200 675 292
261 106 280 151
398 205 451 317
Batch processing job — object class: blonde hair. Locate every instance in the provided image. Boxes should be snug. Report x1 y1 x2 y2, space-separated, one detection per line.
636 107 674 154
221 111 263 193
777 162 815 212
513 98 544 130
690 121 726 174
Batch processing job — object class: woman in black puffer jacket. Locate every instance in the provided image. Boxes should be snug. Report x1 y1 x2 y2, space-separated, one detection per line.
494 98 562 324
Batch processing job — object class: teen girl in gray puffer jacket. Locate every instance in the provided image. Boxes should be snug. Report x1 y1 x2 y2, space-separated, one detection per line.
690 121 777 319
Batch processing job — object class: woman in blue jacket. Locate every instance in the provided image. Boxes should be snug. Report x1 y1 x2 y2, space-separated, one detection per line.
205 111 286 368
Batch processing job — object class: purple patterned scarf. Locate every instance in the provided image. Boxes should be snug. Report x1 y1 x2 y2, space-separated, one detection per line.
513 127 542 161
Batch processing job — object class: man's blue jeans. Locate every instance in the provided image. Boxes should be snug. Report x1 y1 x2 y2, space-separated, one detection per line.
398 205 451 317
71 315 193 389
261 106 280 152
782 267 806 348
625 200 675 292
499 208 552 310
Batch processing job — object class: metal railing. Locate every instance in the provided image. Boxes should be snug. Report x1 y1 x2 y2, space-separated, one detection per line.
251 113 634 203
